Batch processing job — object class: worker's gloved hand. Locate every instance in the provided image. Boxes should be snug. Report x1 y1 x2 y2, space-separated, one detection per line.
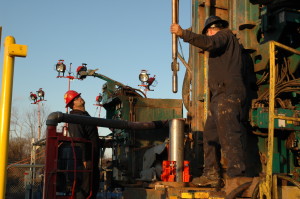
83 161 92 169
170 23 183 37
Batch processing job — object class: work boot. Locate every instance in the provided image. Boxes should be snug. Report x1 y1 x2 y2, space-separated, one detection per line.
192 175 222 188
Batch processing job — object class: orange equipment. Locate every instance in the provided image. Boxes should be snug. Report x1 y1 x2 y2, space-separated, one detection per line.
161 160 191 182
183 161 191 182
64 90 81 108
161 161 176 182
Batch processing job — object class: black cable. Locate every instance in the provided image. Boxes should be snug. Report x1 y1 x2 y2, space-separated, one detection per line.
225 182 252 199
251 180 260 199
178 39 185 61
277 175 300 189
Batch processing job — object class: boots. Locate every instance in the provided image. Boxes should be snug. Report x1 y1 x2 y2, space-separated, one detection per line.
192 175 222 188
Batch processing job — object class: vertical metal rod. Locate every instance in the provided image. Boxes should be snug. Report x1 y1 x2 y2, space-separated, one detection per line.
172 0 179 93
204 0 211 19
273 174 278 199
169 119 185 182
64 63 72 136
66 63 72 114
38 101 41 140
172 0 178 60
30 138 36 198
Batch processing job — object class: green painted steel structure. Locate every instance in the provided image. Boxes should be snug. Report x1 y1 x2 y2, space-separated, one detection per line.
91 0 300 197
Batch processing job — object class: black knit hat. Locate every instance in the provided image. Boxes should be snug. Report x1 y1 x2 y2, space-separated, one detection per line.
202 16 229 34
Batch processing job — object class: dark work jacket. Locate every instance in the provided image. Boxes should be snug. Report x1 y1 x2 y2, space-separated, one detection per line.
181 28 245 96
68 110 100 162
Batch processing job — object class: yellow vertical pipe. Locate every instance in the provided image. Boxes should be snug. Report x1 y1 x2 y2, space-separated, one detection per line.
0 36 27 199
203 52 209 123
0 36 16 199
273 174 278 199
266 41 276 199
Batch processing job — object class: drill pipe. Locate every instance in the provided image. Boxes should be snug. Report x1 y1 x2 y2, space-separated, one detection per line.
169 118 185 182
46 111 171 130
171 0 179 93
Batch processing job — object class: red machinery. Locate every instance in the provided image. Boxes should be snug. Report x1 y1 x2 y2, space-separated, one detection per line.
43 125 94 199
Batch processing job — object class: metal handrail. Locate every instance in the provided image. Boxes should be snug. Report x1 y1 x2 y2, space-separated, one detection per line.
259 41 300 199
7 164 44 169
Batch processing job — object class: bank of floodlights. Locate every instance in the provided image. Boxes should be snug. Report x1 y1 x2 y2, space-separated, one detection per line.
30 88 46 104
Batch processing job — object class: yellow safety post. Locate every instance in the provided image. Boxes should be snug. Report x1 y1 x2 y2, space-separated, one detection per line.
203 52 209 123
0 36 27 199
266 41 276 199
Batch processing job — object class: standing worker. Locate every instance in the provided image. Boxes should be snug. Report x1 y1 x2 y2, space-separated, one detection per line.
64 90 100 198
170 16 251 188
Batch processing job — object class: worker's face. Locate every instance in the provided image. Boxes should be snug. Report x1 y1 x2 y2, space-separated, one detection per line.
206 27 219 36
73 95 85 108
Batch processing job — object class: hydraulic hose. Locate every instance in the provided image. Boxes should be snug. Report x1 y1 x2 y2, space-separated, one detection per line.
251 179 260 199
182 69 191 112
277 174 300 189
46 111 171 130
225 182 252 199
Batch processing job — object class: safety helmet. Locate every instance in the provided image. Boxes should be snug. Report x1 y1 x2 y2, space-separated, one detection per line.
202 16 229 34
64 90 81 108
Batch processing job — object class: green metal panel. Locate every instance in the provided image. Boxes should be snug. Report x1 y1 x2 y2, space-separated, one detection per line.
134 98 182 121
251 107 300 130
257 134 299 175
104 96 182 121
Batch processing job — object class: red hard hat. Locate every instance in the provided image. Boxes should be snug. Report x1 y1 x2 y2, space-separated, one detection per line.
64 90 81 108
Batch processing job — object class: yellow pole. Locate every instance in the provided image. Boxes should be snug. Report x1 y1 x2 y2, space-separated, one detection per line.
260 41 276 199
0 36 27 199
266 41 276 199
203 52 209 123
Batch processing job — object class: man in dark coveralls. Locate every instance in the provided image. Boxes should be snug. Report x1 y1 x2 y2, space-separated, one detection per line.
171 16 250 188
64 90 100 198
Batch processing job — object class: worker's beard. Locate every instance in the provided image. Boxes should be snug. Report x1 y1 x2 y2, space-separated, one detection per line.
81 100 85 107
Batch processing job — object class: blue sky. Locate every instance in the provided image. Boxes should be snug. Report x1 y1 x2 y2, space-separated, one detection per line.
0 1 191 136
